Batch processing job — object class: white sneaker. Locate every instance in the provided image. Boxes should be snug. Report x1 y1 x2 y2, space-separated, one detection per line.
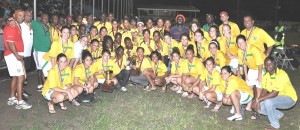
120 87 127 92
230 106 235 114
7 97 18 105
37 85 43 92
15 100 32 109
227 114 243 121
182 92 189 97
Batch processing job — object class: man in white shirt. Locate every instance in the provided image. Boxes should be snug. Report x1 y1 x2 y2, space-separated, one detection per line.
73 35 88 68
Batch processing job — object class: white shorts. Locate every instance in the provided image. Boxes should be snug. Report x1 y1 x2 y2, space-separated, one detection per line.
215 91 223 101
4 53 25 76
239 90 253 104
97 78 106 84
33 51 46 70
41 59 52 77
229 58 238 69
246 69 264 88
43 89 54 101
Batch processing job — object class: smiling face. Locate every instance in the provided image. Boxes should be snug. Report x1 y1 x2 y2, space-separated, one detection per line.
164 20 171 28
220 13 229 23
102 52 110 62
222 25 231 37
265 58 276 75
243 16 254 30
237 38 246 50
191 23 198 32
157 19 164 28
185 49 194 62
153 32 160 42
151 53 159 63
100 28 108 36
70 27 77 36
181 36 189 47
58 56 68 70
209 43 217 55
205 59 215 73
91 41 99 51
221 68 231 81
116 47 124 58
61 28 70 40
137 48 144 58
164 35 172 44
146 19 153 29
14 10 24 24
84 56 93 67
172 53 180 62
209 27 217 38
125 39 133 49
177 16 183 25
194 32 203 42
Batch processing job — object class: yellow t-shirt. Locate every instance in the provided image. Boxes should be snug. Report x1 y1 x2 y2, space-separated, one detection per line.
92 58 115 79
87 34 101 43
113 55 127 75
139 40 156 56
182 57 205 78
93 21 112 32
210 50 230 68
49 25 60 42
151 60 167 77
170 59 187 75
43 39 74 61
108 29 123 41
121 30 133 43
196 39 210 60
224 36 239 56
136 34 144 46
178 42 197 58
42 66 72 96
200 68 225 92
224 75 253 97
241 27 275 52
154 39 165 56
73 64 96 85
262 68 298 102
135 57 152 72
162 39 179 56
238 44 266 70
219 21 240 37
69 34 78 43
125 46 138 58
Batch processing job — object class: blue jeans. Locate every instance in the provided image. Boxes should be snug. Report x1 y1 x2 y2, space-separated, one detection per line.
259 96 296 128
130 74 148 86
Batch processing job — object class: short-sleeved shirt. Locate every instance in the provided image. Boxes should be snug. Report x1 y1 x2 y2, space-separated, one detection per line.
241 27 275 52
113 55 127 75
135 57 152 72
182 57 205 78
162 39 178 56
74 41 87 59
201 68 225 92
224 75 253 97
42 66 72 96
151 60 167 77
49 25 60 42
219 21 240 37
224 36 239 56
73 64 96 85
196 39 210 60
92 58 115 79
170 59 187 75
262 68 298 102
178 42 197 58
43 39 74 61
170 26 189 41
210 50 230 68
3 23 24 56
238 44 266 70
20 22 33 57
139 40 156 56
93 21 112 32
31 20 51 52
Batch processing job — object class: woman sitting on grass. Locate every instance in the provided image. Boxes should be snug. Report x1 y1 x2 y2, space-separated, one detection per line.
199 57 225 112
221 65 253 121
73 50 98 95
144 51 168 92
181 44 205 98
166 47 186 93
42 53 83 114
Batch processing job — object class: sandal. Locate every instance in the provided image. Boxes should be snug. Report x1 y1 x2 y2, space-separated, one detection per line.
48 102 56 114
71 99 80 106
59 103 67 110
250 112 260 120
212 102 222 112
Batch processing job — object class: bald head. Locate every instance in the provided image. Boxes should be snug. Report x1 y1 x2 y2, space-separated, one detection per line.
13 9 24 24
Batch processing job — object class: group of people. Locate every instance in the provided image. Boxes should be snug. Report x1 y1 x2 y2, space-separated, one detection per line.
2 9 298 130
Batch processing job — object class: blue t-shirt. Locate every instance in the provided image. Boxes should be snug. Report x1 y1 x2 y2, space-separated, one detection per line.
170 25 189 42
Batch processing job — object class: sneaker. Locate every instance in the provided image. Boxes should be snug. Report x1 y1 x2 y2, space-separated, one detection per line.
7 97 18 105
24 80 28 86
37 85 43 92
120 87 127 92
15 100 32 109
182 92 189 97
227 114 243 121
230 106 235 114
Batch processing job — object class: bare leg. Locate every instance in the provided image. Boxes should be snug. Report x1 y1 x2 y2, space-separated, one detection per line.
10 76 17 97
16 76 25 101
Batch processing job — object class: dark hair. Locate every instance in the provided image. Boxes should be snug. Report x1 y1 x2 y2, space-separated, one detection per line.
180 33 190 41
102 48 111 55
153 30 161 37
89 26 98 33
221 65 233 74
57 53 67 62
143 29 150 35
70 25 77 30
116 45 125 52
222 24 231 30
205 56 216 66
186 44 194 54
82 50 93 62
79 24 86 30
264 56 277 67
99 26 107 33
244 15 255 21
124 37 131 42
164 31 171 37
150 51 162 61
112 19 118 23
115 32 122 38
194 29 204 37
60 26 70 32
91 39 99 45
136 47 145 52
236 34 246 43
146 18 153 23
171 47 181 56
209 25 220 37
209 40 220 50
103 35 114 51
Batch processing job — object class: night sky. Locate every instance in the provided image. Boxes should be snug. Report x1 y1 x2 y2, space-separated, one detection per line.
134 0 300 22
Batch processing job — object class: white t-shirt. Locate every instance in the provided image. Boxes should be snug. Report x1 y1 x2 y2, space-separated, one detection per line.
20 22 34 57
74 40 86 59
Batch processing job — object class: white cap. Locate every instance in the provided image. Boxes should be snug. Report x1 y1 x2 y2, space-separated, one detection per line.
137 21 144 26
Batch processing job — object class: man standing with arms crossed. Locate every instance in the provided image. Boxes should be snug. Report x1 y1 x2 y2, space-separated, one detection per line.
4 9 32 109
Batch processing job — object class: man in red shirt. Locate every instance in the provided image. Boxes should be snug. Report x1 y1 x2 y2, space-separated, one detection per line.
4 9 32 109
